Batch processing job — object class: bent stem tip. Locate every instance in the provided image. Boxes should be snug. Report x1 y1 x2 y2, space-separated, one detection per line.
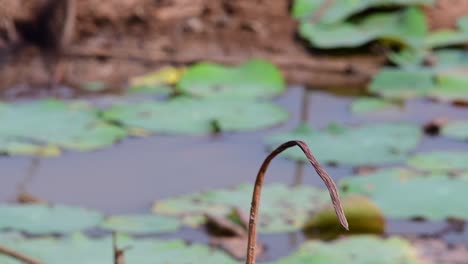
245 140 348 264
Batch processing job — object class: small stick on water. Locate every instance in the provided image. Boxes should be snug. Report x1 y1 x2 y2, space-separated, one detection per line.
0 244 43 264
245 140 348 264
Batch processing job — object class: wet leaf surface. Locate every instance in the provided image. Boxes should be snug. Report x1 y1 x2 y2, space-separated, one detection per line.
408 151 468 173
102 97 288 135
266 123 421 166
0 100 127 156
341 168 468 220
177 60 284 99
274 235 425 264
0 204 103 234
153 183 333 233
100 215 181 234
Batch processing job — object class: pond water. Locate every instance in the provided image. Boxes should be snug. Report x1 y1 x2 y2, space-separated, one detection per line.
1 86 467 261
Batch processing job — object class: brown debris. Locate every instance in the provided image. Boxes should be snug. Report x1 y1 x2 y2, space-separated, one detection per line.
17 192 46 204
423 117 449 136
411 237 468 264
205 210 264 261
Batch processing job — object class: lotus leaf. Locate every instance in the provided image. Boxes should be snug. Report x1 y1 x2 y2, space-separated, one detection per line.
266 123 421 166
177 59 284 99
102 97 288 135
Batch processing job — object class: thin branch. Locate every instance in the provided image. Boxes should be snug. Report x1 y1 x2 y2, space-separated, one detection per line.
0 244 43 264
245 140 348 264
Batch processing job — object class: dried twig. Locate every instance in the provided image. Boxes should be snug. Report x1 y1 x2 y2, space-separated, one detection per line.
0 244 43 264
245 140 348 264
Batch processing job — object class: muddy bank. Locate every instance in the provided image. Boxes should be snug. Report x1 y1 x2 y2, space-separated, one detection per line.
1 0 467 96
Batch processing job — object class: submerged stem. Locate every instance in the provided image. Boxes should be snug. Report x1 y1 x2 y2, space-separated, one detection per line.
245 140 348 264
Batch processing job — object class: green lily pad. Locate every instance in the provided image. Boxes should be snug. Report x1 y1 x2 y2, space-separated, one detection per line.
292 0 433 23
177 59 284 99
442 120 468 140
298 7 427 49
432 49 468 69
426 17 468 49
0 234 237 264
266 123 421 166
340 168 468 220
102 97 288 135
153 183 334 233
369 68 435 99
275 235 424 264
0 204 103 234
388 47 427 69
0 99 126 156
429 74 468 103
100 215 181 234
426 30 468 49
350 98 397 113
408 151 468 172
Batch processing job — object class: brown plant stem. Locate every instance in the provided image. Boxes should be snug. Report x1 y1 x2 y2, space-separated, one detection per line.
0 244 43 264
112 232 125 264
245 140 349 264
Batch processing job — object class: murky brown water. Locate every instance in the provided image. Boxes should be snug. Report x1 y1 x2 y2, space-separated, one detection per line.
1 86 467 260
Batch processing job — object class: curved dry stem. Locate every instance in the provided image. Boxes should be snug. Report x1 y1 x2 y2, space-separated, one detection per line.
245 140 348 264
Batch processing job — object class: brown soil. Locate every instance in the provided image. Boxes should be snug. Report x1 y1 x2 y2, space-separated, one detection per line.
0 0 465 97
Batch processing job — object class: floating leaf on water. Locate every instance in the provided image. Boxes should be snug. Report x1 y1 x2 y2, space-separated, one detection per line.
426 30 468 49
441 120 468 140
369 68 435 99
408 151 468 173
275 235 425 264
292 0 433 22
298 7 427 49
340 168 468 220
429 74 468 103
100 214 181 234
303 195 385 240
177 59 285 99
0 99 127 156
0 234 237 264
102 97 288 135
0 204 103 234
266 123 421 166
432 49 468 69
153 183 334 233
388 47 427 69
350 97 397 113
426 16 468 49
